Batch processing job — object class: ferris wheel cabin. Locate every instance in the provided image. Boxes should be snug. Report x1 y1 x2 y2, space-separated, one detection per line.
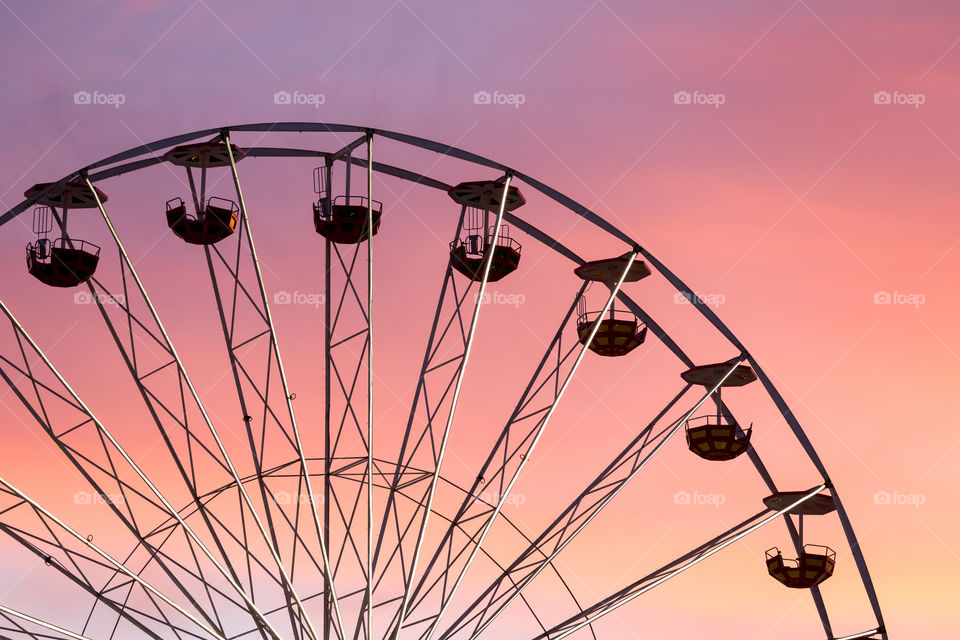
163 141 244 245
576 309 648 356
766 545 837 588
26 237 101 288
312 166 382 244
314 195 382 244
448 179 526 282
573 255 650 357
165 197 239 245
680 362 756 461
763 491 839 588
23 182 104 287
683 415 752 461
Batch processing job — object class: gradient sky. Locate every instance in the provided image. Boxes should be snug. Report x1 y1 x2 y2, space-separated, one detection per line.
0 1 956 638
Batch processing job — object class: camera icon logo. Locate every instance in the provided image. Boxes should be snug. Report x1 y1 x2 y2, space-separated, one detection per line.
274 291 292 304
873 490 891 505
73 291 92 304
873 91 891 105
473 90 492 105
873 291 892 304
673 91 692 105
673 490 691 505
274 91 292 105
74 90 92 105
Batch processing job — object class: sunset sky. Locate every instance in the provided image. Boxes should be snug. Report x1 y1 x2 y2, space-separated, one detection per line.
0 1 956 638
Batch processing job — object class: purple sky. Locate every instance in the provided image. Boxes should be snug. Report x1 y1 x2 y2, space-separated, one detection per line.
0 1 957 638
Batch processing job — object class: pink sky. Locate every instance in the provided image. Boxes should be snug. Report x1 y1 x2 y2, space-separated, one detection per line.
0 1 956 638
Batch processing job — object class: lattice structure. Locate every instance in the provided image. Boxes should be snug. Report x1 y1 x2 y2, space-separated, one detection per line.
0 123 886 640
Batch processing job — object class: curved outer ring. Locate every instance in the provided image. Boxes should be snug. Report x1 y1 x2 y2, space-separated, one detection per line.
0 122 886 639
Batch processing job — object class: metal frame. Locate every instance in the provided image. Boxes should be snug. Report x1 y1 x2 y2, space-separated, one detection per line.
83 172 319 640
0 476 227 640
0 123 885 640
0 602 96 640
391 281 590 636
388 175 513 639
201 131 346 640
536 484 829 639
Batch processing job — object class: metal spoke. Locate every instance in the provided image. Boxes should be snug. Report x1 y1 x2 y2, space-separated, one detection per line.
636 245 883 637
535 485 828 639
364 204 468 626
441 355 745 640
0 522 167 640
0 604 93 640
389 176 514 639
217 132 346 640
418 252 641 639
830 630 884 640
365 132 376 640
317 143 378 640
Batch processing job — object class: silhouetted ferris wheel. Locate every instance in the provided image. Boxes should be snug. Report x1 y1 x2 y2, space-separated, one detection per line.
0 123 885 640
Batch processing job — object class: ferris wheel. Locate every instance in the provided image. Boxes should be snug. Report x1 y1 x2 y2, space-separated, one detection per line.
0 123 886 640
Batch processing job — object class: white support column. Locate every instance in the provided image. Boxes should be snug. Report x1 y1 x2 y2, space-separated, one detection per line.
365 131 376 640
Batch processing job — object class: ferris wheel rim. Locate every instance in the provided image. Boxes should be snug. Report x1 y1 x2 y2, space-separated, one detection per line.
0 121 631 250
